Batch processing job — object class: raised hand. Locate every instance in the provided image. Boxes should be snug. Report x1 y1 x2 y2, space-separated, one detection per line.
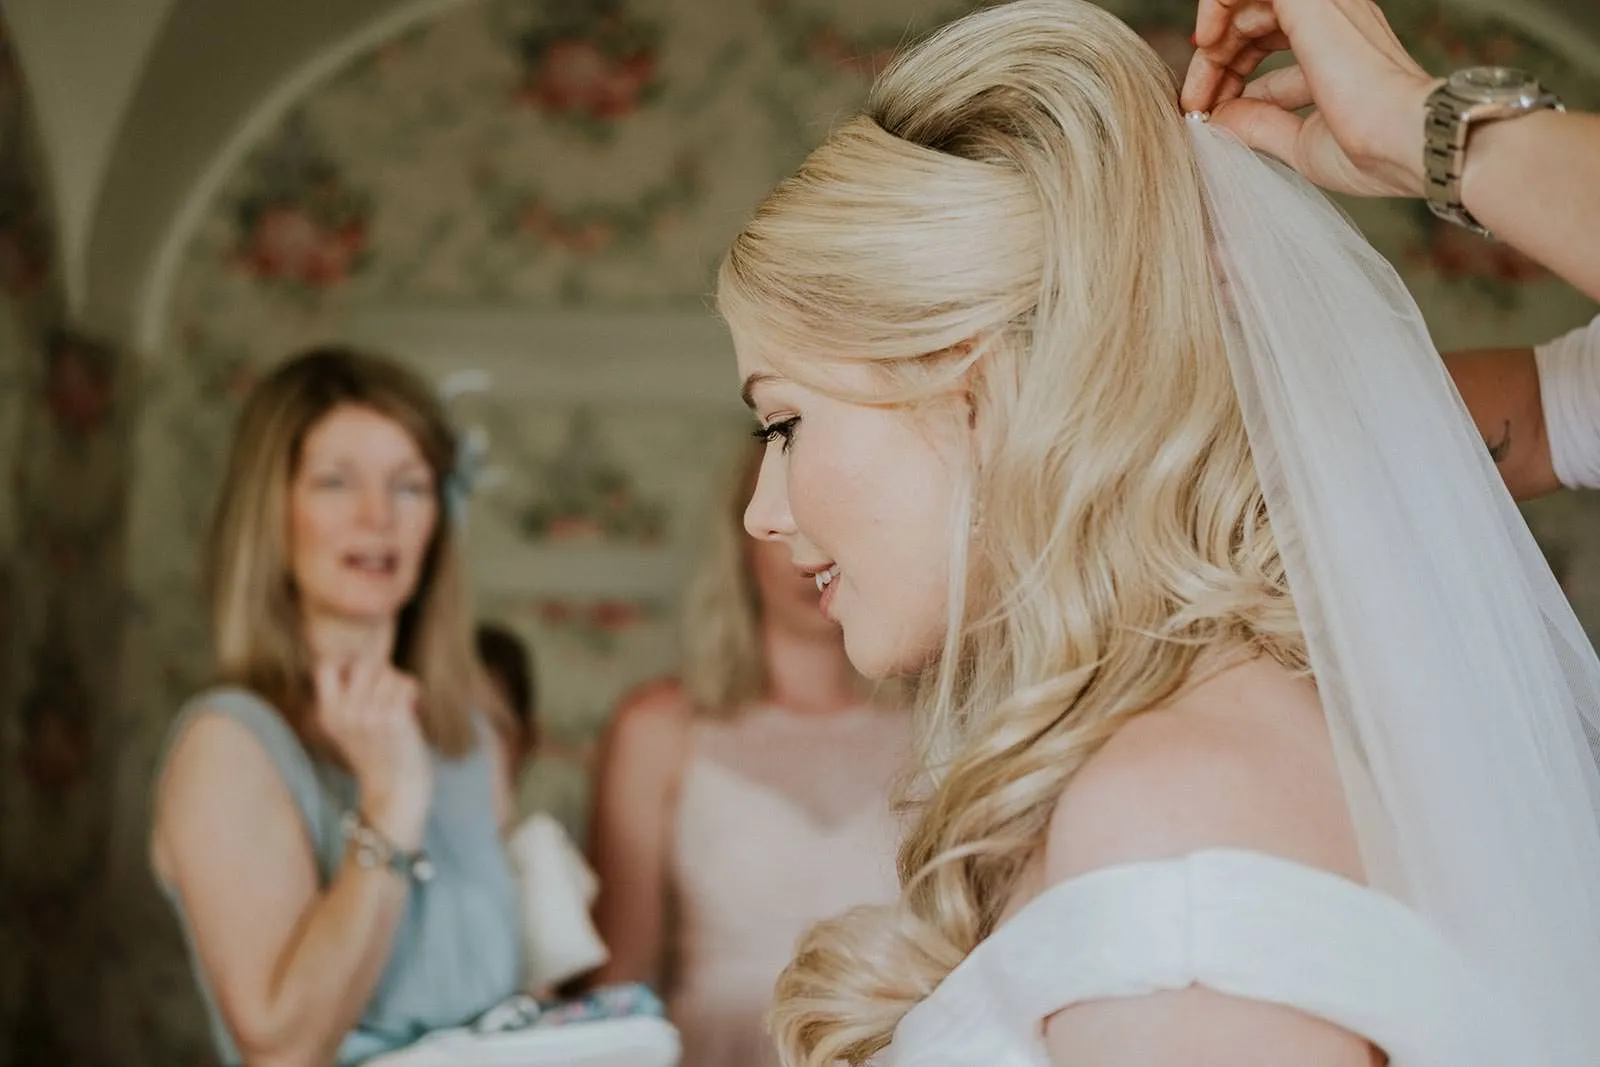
315 658 434 850
1180 0 1439 198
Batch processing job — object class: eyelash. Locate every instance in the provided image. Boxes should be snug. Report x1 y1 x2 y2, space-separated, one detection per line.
753 417 799 453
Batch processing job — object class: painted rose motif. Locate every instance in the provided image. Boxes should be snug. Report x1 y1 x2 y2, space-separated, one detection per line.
803 26 896 79
502 157 700 258
0 174 51 296
1409 220 1546 285
241 202 367 287
529 39 657 119
1401 203 1547 309
43 330 115 439
513 0 664 134
516 411 669 544
531 596 660 653
767 0 990 80
19 633 93 794
244 206 365 285
1413 12 1523 66
232 114 372 289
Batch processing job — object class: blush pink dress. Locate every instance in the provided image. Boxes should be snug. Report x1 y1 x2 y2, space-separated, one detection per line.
665 704 910 1067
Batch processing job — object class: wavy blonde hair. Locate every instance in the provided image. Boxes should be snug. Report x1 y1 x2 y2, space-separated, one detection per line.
206 346 485 759
679 438 768 715
716 2 1307 1062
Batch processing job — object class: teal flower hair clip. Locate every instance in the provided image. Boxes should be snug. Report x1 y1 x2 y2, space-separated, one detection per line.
438 369 497 528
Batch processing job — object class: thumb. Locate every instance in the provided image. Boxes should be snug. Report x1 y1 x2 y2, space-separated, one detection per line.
1211 97 1304 167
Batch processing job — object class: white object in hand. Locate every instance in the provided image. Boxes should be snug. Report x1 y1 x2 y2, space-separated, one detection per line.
507 812 610 992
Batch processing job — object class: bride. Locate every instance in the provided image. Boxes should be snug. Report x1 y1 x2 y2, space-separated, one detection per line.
715 1 1600 1064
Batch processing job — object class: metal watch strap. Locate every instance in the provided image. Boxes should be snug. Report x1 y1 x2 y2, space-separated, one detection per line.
341 809 436 882
1424 72 1563 240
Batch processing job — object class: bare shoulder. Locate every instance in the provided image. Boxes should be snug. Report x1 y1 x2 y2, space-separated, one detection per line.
592 677 694 797
1037 656 1377 1066
156 710 294 824
1044 655 1364 887
601 677 693 755
152 707 309 883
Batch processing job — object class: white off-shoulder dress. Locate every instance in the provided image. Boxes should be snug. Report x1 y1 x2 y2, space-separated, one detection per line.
883 849 1510 1067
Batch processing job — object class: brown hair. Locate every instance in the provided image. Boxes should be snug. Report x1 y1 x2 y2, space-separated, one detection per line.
205 345 483 757
476 621 537 747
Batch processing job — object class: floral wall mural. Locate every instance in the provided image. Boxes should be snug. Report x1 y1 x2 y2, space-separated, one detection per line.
0 23 135 1067
60 0 1600 1063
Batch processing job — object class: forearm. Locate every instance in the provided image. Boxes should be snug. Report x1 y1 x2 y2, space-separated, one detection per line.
1461 110 1600 302
244 858 410 1065
589 882 666 987
1442 346 1557 501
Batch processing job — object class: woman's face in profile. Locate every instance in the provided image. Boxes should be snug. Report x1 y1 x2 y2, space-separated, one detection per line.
288 404 438 626
738 348 965 680
747 534 836 639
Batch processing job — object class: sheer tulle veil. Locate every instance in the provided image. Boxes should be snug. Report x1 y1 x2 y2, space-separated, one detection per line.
1189 113 1600 1060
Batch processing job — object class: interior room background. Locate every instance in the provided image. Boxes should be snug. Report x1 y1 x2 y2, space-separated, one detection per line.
0 0 1595 1063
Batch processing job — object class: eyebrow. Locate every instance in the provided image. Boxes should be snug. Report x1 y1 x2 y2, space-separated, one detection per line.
304 453 431 475
740 372 780 411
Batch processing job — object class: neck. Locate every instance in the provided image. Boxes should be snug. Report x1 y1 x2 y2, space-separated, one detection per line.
762 622 859 715
304 611 398 667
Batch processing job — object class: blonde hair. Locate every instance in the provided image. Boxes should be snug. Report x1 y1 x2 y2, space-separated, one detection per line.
716 1 1306 1062
680 438 768 715
205 345 484 758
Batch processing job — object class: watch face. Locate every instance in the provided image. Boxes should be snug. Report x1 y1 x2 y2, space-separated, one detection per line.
1450 66 1537 101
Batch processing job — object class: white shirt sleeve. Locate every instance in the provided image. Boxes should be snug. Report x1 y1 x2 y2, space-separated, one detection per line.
1534 313 1600 490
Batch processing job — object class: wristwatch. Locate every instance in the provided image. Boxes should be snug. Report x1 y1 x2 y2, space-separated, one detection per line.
1424 67 1564 239
341 809 436 882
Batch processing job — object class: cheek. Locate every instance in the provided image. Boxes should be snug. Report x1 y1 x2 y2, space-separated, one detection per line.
289 494 338 568
402 499 439 554
785 437 869 555
788 410 954 562
394 507 439 589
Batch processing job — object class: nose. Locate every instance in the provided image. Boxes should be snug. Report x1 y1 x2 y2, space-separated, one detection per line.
355 480 395 529
743 447 796 543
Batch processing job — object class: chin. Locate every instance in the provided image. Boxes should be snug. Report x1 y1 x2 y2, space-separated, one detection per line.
323 594 410 625
843 624 935 682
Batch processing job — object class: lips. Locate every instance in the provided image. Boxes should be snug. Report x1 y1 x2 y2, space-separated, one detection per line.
342 550 399 576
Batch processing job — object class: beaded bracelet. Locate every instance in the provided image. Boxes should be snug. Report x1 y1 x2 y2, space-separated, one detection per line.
340 809 436 883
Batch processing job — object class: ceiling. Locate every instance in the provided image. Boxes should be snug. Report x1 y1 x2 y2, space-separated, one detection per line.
0 0 1595 351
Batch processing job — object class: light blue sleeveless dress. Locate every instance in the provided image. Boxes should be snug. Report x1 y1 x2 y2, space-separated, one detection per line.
156 687 522 1065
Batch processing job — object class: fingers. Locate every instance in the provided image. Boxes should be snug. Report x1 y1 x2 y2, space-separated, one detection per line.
1211 96 1305 166
1180 35 1289 111
1194 0 1259 49
1226 1 1282 47
1181 53 1224 113
375 670 421 734
1186 1 1280 89
316 658 401 734
1241 64 1312 111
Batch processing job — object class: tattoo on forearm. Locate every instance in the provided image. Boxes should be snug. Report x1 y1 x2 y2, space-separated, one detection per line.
1487 421 1512 465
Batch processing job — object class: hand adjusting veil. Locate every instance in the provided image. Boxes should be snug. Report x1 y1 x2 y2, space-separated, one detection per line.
1188 114 1600 1061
